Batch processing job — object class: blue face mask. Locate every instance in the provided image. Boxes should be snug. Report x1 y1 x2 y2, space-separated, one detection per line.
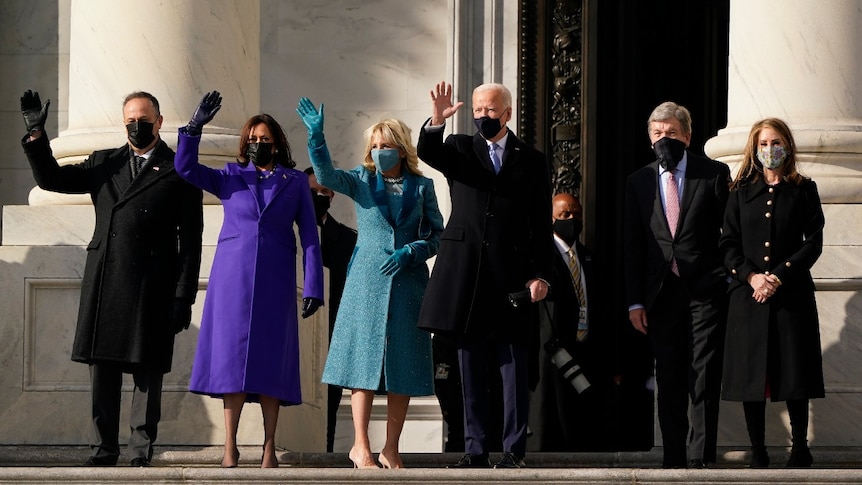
372 148 401 172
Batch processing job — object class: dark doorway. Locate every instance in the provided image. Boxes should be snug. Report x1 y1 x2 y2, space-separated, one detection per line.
520 0 729 452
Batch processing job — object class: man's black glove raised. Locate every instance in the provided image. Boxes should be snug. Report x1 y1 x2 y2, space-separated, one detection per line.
21 90 50 134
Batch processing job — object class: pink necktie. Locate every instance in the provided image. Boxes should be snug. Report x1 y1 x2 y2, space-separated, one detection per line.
666 171 680 275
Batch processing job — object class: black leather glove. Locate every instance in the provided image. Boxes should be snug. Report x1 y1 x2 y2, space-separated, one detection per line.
171 298 194 334
301 297 323 319
185 90 222 136
21 90 50 134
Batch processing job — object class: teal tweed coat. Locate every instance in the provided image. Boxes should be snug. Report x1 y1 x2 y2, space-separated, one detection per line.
310 142 444 396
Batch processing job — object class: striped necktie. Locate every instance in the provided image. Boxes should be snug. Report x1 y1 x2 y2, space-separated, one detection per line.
567 248 588 341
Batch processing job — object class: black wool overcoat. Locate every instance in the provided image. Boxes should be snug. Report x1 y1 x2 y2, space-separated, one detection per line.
23 136 203 373
720 177 825 401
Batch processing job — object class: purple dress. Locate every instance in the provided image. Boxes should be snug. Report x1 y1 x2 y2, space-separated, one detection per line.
175 132 323 405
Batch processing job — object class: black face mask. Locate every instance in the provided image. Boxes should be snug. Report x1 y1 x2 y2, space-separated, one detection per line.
473 116 504 140
311 190 331 225
126 121 156 149
653 137 687 171
553 218 583 247
246 142 274 167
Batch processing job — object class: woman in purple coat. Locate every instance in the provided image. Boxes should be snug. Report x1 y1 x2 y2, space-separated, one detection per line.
175 92 324 468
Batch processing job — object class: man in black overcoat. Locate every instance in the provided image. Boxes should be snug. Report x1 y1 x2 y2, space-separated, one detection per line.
20 90 203 467
624 101 729 469
417 81 553 469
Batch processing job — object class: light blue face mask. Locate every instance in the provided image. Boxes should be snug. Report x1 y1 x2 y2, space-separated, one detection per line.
757 145 787 169
372 148 401 172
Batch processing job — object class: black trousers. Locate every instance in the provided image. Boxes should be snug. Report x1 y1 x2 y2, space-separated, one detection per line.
647 273 726 466
457 338 529 458
90 363 164 462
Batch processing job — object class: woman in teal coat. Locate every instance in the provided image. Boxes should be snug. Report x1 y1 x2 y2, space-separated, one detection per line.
297 98 444 469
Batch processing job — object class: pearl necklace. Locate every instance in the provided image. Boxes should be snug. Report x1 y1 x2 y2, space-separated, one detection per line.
257 166 278 180
382 175 404 184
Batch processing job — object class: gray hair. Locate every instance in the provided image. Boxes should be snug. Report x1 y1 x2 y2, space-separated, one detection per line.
647 101 691 136
473 83 512 109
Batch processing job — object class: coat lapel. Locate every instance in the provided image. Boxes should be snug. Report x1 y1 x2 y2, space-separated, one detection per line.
677 157 702 234
395 173 417 227
473 135 496 173
261 168 294 215
118 141 175 204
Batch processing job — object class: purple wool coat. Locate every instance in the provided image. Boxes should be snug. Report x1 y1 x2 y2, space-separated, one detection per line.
175 132 323 405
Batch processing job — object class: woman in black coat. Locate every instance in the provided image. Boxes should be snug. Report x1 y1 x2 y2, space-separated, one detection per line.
720 118 825 469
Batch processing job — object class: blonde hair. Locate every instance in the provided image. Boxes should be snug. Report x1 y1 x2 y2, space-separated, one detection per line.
731 117 806 190
362 119 423 176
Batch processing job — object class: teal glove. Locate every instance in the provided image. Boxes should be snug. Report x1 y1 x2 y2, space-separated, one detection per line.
296 97 325 147
380 247 412 276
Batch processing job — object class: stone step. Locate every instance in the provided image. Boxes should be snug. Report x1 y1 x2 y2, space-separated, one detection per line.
1 447 862 484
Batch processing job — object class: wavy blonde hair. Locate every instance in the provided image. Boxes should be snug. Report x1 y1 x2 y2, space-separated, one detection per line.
731 117 805 190
362 118 422 176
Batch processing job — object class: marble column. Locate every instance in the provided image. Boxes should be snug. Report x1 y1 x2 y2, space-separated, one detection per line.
30 0 258 205
704 0 862 200
705 0 862 447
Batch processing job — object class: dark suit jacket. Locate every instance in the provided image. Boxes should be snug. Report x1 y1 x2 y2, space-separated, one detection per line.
530 240 610 451
319 213 357 337
22 136 203 373
624 153 730 311
417 122 553 343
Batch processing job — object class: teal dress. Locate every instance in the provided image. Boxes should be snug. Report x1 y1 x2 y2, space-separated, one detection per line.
309 142 444 396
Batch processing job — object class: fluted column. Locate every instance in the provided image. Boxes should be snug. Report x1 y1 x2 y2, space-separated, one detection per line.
30 0 259 205
704 0 862 203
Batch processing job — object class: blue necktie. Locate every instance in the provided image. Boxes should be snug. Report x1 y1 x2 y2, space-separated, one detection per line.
489 143 502 173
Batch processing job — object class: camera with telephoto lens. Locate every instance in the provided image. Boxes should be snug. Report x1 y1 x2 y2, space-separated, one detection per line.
545 338 591 394
508 289 532 308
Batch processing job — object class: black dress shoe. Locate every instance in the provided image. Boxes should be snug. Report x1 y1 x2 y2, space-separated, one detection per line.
448 453 490 468
130 457 151 467
750 447 770 468
786 447 813 468
83 456 117 467
494 452 525 469
688 459 707 469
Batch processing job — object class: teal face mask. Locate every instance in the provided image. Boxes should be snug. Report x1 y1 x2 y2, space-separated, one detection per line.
372 148 401 172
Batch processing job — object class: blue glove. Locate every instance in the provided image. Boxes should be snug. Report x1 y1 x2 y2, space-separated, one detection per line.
301 297 323 318
380 247 412 276
20 90 50 134
185 90 222 136
296 97 325 147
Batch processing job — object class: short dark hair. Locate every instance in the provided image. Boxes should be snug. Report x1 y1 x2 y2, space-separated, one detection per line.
303 166 314 176
237 114 295 169
123 91 160 117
